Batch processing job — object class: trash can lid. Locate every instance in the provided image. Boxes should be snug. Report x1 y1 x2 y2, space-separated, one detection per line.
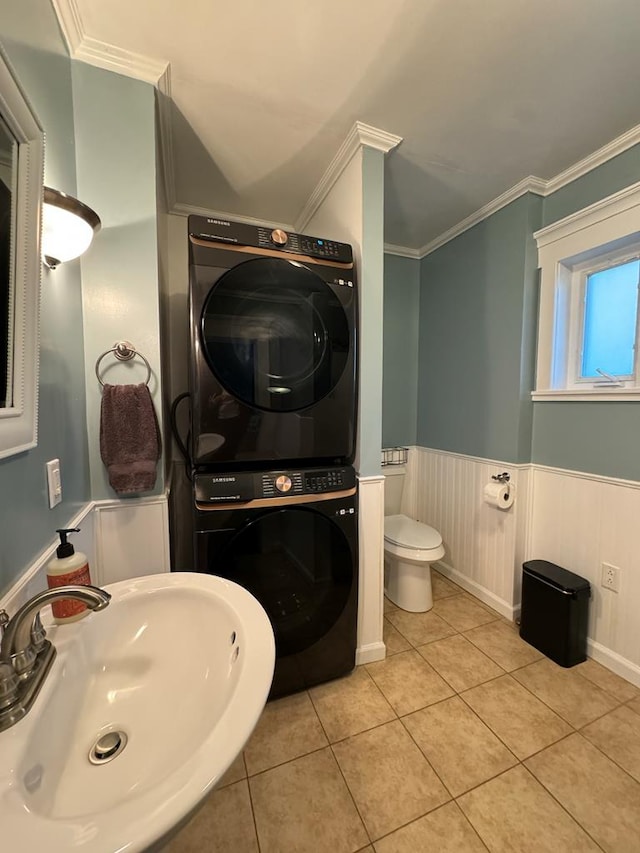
523 560 591 593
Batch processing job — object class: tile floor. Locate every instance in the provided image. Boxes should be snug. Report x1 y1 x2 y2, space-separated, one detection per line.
166 572 640 853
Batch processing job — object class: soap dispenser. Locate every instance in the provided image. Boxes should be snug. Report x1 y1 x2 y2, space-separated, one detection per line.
46 528 93 623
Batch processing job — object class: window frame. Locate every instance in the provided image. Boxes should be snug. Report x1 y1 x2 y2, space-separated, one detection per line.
533 180 640 402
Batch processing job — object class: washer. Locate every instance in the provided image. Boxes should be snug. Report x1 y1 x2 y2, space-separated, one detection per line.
192 465 358 698
188 216 357 469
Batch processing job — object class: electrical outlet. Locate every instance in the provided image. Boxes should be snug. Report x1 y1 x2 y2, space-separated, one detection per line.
601 562 620 593
46 458 62 508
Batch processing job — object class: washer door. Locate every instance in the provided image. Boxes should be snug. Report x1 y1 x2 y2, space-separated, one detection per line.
200 257 350 412
211 507 354 657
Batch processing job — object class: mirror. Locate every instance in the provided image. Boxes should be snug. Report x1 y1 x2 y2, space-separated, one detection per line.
0 45 44 459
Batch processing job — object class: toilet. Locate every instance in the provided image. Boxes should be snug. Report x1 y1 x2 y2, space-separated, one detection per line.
384 466 445 612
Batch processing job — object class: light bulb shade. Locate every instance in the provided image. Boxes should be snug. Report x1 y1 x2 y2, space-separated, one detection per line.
42 186 101 268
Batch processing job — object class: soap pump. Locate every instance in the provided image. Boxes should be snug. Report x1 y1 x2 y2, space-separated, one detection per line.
46 528 93 623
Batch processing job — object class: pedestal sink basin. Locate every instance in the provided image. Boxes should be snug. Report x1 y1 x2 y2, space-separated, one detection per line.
0 572 275 852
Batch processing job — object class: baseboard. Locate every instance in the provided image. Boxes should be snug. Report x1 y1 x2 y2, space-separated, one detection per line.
587 638 640 688
435 561 516 621
356 641 386 665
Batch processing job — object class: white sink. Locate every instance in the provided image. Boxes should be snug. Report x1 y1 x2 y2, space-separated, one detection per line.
0 572 275 852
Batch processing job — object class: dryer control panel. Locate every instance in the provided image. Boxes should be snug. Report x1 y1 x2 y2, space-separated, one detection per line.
188 215 353 264
195 466 356 504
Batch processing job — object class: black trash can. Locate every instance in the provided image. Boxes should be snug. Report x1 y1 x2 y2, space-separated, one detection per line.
519 560 590 667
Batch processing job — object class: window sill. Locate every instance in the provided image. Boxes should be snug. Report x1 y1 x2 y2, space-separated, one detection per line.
532 388 640 402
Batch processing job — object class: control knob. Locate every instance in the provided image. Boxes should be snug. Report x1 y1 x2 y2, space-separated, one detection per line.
275 475 292 493
271 229 288 246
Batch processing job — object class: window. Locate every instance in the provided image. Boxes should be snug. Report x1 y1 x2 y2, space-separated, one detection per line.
533 182 640 401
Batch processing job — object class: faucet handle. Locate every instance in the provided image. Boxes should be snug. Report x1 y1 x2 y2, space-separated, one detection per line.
30 613 47 653
0 610 9 640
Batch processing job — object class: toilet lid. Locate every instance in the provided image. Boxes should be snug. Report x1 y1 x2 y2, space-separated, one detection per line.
384 514 442 550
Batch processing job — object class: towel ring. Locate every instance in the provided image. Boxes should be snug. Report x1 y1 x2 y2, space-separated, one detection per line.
95 341 152 387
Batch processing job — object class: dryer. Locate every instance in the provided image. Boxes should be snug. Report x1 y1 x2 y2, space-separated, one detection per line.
192 464 358 698
188 216 357 469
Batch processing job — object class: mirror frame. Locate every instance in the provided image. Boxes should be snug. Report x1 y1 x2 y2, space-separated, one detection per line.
0 45 44 460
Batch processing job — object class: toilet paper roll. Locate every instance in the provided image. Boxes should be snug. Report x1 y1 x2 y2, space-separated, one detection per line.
483 482 515 510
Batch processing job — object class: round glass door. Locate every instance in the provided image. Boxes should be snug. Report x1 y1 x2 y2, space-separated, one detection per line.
200 257 350 412
212 507 354 656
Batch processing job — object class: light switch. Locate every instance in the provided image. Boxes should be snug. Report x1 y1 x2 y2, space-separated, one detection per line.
46 458 62 508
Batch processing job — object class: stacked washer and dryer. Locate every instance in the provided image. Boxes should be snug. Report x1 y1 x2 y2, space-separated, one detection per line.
184 216 358 698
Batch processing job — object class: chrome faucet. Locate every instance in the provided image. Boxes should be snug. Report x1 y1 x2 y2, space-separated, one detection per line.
0 585 111 732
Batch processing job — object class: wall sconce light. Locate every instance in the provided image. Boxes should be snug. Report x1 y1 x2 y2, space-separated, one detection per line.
42 186 101 269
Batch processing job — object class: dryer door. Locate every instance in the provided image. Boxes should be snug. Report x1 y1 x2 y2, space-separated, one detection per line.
200 257 350 412
205 506 355 657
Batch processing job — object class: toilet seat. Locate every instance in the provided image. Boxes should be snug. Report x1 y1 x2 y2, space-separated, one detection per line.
384 514 445 562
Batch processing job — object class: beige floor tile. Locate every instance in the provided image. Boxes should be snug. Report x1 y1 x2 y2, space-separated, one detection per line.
627 695 640 716
513 658 620 728
582 704 640 783
432 595 499 632
250 747 368 853
461 674 573 759
576 658 640 703
458 765 601 853
309 666 396 743
243 691 328 776
402 696 517 797
333 719 449 840
366 650 454 716
464 620 544 671
417 634 504 692
217 751 246 788
383 596 398 614
374 801 488 852
383 617 411 656
386 608 457 647
526 732 640 853
166 779 258 853
431 574 462 601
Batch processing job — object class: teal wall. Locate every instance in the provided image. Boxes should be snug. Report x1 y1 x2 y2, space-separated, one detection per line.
532 144 640 480
0 2 163 597
72 62 162 499
416 194 542 463
0 4 91 596
382 254 419 447
384 143 640 480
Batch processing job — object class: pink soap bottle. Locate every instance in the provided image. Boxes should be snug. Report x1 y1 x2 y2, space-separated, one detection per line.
46 528 92 623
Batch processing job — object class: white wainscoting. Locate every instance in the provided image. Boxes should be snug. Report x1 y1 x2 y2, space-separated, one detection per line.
530 465 640 685
404 446 640 686
403 446 526 619
356 474 386 664
93 495 170 585
0 495 170 614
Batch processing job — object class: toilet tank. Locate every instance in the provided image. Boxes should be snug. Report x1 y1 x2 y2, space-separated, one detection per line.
384 466 406 516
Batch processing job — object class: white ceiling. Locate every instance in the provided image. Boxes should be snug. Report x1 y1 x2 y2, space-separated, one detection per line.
54 0 640 251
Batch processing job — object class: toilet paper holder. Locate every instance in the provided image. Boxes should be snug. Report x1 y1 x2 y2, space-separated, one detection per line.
491 472 511 495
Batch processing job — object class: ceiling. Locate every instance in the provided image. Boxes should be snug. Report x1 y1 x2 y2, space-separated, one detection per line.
53 0 640 252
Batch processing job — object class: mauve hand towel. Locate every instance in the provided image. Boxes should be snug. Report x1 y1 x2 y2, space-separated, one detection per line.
99 383 161 495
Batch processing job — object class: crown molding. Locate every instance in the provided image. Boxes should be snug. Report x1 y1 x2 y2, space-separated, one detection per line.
295 121 402 233
50 0 167 84
545 122 640 195
170 201 293 232
418 176 547 258
383 243 421 259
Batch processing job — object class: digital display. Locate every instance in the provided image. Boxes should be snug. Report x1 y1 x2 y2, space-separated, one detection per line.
317 240 324 245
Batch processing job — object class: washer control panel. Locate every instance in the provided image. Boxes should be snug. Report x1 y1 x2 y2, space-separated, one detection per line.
195 466 356 503
188 215 353 264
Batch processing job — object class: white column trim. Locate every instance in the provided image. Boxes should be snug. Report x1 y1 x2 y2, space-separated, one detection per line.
295 122 402 234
